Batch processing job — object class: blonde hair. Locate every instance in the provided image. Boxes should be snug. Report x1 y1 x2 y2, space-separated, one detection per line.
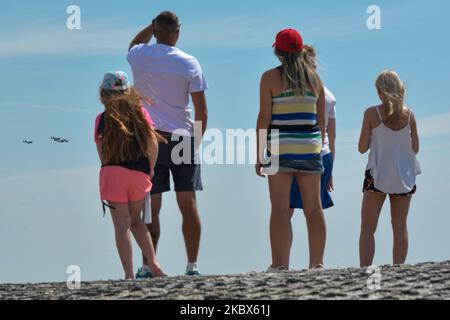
99 87 166 165
375 70 407 125
303 45 317 69
275 48 321 97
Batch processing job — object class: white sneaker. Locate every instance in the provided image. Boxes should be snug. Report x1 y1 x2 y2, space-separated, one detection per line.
265 265 288 273
185 263 201 276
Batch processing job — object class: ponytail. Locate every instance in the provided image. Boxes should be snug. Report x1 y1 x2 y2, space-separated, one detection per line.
275 48 321 97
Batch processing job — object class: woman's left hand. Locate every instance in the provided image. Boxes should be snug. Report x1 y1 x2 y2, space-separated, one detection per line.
255 162 266 177
327 176 334 192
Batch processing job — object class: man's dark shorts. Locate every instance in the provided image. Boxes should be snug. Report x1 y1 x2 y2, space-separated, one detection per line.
151 131 203 195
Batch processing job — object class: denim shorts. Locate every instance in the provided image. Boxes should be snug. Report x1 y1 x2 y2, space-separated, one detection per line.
273 153 324 174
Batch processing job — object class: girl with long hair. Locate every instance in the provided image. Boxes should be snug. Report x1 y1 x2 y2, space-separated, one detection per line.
358 70 421 267
256 29 327 271
95 71 166 279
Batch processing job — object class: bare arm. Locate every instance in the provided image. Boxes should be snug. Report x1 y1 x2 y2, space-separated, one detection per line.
358 109 372 154
410 112 420 154
129 23 154 51
148 131 159 178
96 141 102 161
326 118 336 191
191 91 208 138
328 118 336 158
256 72 273 177
316 86 326 145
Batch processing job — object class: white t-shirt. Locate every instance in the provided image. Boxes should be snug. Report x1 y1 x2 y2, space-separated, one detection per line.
127 43 208 136
321 87 337 156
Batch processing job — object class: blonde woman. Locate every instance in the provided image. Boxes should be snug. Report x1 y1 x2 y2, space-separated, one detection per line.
358 70 421 267
256 29 327 271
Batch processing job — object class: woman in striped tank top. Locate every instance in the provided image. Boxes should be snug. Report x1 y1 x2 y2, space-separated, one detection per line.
256 29 327 271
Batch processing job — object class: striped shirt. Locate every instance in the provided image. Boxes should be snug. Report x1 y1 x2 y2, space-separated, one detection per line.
268 90 322 162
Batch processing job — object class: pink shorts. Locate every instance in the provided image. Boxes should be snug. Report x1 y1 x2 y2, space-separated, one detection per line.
100 166 152 203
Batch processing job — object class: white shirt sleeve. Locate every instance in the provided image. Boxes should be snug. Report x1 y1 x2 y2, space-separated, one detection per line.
189 59 208 93
126 44 144 65
328 101 336 120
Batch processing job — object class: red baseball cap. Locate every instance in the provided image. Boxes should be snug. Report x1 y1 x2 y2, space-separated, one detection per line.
272 29 304 53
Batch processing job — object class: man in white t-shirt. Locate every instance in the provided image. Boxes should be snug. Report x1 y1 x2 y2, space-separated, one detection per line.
127 11 208 277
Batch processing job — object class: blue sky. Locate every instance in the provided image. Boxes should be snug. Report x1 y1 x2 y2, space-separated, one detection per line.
0 0 450 283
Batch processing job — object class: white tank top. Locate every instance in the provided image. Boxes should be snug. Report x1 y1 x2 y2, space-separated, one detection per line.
366 106 422 194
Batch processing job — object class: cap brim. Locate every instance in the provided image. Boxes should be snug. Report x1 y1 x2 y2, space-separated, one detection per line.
100 85 130 91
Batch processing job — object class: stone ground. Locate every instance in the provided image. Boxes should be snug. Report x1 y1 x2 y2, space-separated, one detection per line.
1 261 449 300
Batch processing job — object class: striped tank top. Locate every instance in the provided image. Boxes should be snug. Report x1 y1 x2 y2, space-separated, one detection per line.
268 89 322 162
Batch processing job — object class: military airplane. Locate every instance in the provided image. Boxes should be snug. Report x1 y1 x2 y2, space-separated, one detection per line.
51 137 69 143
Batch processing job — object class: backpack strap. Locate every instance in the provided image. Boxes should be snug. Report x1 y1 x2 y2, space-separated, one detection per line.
97 112 106 136
102 200 116 217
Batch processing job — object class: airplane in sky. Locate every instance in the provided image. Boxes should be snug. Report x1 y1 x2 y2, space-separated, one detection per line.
23 140 33 144
51 137 69 143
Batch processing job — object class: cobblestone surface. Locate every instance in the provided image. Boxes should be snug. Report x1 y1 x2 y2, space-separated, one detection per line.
1 261 449 300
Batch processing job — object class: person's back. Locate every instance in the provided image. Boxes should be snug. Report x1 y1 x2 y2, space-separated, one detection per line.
269 82 323 170
368 105 422 194
127 37 207 136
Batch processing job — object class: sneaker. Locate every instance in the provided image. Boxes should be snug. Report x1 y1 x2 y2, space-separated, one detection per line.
136 267 153 279
310 264 324 270
185 268 201 276
265 265 288 273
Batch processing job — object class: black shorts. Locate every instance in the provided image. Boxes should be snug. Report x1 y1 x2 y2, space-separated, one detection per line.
363 170 416 197
151 131 203 195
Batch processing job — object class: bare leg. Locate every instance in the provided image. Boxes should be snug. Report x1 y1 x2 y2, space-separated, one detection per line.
359 192 386 267
143 193 162 266
109 202 134 280
176 192 201 263
288 208 295 220
295 173 326 269
268 173 294 269
129 200 165 277
390 195 412 265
